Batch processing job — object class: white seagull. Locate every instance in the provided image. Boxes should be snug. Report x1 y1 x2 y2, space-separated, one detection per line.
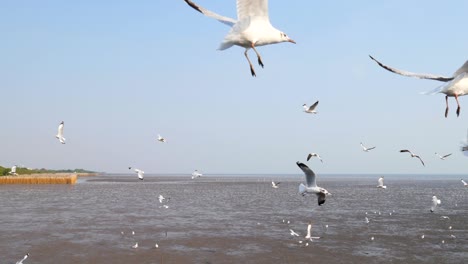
303 101 319 114
191 170 203 179
131 242 138 249
360 142 376 152
9 165 17 175
289 229 300 237
157 134 166 143
307 153 323 163
435 152 452 160
55 121 66 144
430 195 441 212
271 181 281 188
134 169 144 180
365 217 370 224
296 161 331 206
15 253 29 264
369 55 468 118
158 194 166 203
183 0 296 77
400 149 425 166
461 179 468 187
304 222 320 241
377 176 387 189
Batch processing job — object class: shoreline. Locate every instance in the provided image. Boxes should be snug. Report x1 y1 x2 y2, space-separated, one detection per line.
0 173 78 184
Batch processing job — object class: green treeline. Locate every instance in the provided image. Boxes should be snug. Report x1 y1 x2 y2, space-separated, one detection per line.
0 166 95 176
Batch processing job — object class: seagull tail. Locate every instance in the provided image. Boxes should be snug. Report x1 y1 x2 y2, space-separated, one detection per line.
218 41 234 51
420 84 444 95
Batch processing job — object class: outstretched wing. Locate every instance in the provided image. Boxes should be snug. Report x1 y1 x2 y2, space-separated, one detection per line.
296 162 316 187
308 101 319 111
378 177 384 186
415 156 425 166
369 55 454 82
453 60 468 76
237 0 269 21
442 153 452 159
184 0 236 26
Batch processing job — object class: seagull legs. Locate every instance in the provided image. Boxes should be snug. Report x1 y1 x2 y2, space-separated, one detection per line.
445 95 449 118
445 95 461 117
244 49 256 77
455 94 461 117
251 43 264 68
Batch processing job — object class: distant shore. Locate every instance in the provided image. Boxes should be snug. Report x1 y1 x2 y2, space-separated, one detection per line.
0 173 80 184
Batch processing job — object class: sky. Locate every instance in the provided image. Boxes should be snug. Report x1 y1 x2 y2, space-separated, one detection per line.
1 0 468 175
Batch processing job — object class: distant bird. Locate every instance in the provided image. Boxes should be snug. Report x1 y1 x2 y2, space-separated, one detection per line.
289 229 300 237
55 121 66 144
163 205 169 209
360 142 376 152
400 149 425 166
369 55 468 118
421 234 425 239
15 253 29 264
461 179 468 187
158 195 165 203
450 234 456 239
271 181 281 189
191 170 203 179
155 243 159 248
377 176 387 189
449 226 453 230
134 169 144 180
371 236 374 241
307 153 323 163
440 216 450 220
460 129 468 155
131 242 138 249
430 196 441 212
157 134 166 143
9 165 17 175
303 101 319 114
365 217 370 224
435 152 452 160
304 221 320 241
132 231 135 235
183 0 296 77
296 162 331 206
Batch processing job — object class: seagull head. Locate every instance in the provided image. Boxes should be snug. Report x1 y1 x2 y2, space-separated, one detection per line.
279 32 296 44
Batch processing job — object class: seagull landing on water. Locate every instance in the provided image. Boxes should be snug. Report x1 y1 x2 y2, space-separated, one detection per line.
191 170 203 179
296 162 331 206
360 142 376 152
377 176 387 189
400 149 425 166
183 0 296 77
307 153 323 163
435 152 452 160
55 121 66 144
303 101 319 114
430 196 441 212
134 169 144 180
271 181 281 188
369 55 468 118
157 134 166 143
15 253 29 264
461 179 468 187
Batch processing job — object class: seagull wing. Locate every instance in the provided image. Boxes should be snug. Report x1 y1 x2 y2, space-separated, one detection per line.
308 101 319 111
306 153 312 161
453 60 468 76
400 149 413 155
369 55 454 82
184 0 236 26
367 146 376 151
378 177 384 187
296 162 316 187
442 153 452 159
57 123 64 137
317 192 326 206
237 0 269 21
415 155 425 166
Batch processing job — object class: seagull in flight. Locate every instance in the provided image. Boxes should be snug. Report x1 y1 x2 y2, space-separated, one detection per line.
183 0 296 77
9 165 18 175
303 101 319 114
461 129 468 155
157 134 166 143
400 149 425 166
134 169 144 180
435 152 452 160
360 142 376 152
377 176 387 189
271 181 281 189
289 229 300 237
307 153 323 163
369 55 468 118
304 221 320 241
131 242 138 249
15 253 29 264
461 179 467 187
191 170 203 179
296 162 331 206
158 194 166 203
55 121 66 144
430 195 441 212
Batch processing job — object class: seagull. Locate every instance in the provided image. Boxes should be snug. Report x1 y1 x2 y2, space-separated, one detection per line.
303 101 319 114
421 234 425 239
365 217 370 224
191 170 203 179
289 229 300 237
157 134 166 143
449 226 453 230
307 153 323 163
369 55 468 118
377 176 387 189
163 205 169 209
183 0 296 77
132 231 135 235
296 161 331 206
158 194 166 203
134 169 144 180
461 129 468 155
430 196 441 212
55 121 66 144
271 181 281 188
15 253 29 264
435 152 452 160
360 142 376 152
131 242 138 249
9 165 18 175
155 243 159 248
304 222 320 241
461 179 468 187
440 216 450 220
371 236 374 241
400 149 425 166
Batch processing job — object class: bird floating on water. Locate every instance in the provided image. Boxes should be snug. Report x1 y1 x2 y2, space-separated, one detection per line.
55 121 66 144
296 162 331 206
183 0 296 77
400 149 425 166
369 55 468 118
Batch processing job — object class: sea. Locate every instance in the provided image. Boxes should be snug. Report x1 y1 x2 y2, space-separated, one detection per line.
0 174 467 264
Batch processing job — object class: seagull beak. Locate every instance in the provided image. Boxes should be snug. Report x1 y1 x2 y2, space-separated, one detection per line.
288 38 296 44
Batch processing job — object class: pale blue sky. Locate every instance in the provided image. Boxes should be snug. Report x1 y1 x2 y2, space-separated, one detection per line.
1 0 467 174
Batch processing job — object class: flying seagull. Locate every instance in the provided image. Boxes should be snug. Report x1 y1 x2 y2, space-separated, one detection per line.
360 142 376 152
430 195 441 212
296 161 331 206
271 181 281 188
369 55 468 117
289 229 300 237
191 170 203 179
461 129 468 155
183 0 296 77
400 149 425 166
377 176 387 189
157 134 166 143
303 101 319 114
307 153 323 163
15 253 29 264
435 152 452 160
9 165 17 175
158 194 166 203
55 121 66 144
131 242 138 249
304 221 320 241
134 169 144 180
461 179 467 187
